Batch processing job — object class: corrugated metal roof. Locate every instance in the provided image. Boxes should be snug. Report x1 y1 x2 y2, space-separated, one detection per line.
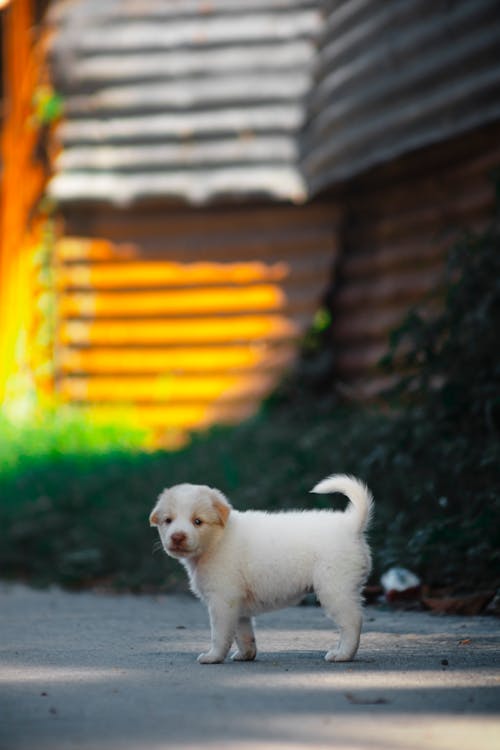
301 0 500 195
47 0 321 206
48 0 500 206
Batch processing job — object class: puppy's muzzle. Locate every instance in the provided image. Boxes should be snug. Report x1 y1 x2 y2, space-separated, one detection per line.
169 531 189 554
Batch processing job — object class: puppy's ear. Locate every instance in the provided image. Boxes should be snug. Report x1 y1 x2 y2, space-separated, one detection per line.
149 508 160 527
210 489 232 527
150 488 169 526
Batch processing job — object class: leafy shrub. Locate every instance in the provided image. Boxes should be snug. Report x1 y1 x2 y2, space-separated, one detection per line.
375 207 500 585
382 216 500 434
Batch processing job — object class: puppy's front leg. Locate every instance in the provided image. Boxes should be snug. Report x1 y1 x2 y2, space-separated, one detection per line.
198 598 239 664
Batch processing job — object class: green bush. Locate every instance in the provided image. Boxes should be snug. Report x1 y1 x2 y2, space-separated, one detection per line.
375 207 500 586
382 217 500 434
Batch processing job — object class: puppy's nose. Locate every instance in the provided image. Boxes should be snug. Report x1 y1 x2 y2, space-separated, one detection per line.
171 532 187 545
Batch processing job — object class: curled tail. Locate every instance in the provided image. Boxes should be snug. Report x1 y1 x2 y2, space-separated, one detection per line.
311 474 374 532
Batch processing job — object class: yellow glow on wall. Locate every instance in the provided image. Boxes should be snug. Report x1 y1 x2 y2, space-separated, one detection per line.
48 216 333 446
88 401 257 430
58 345 296 374
59 372 276 402
58 284 287 317
60 315 299 346
52 239 304 444
57 238 133 261
57 260 289 287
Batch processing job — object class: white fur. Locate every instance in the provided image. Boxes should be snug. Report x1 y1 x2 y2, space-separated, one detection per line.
149 475 373 664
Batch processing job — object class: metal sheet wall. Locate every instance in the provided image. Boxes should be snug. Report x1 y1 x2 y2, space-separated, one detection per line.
301 0 500 195
47 0 321 206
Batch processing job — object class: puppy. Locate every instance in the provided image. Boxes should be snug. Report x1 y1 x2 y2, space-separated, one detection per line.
149 475 373 664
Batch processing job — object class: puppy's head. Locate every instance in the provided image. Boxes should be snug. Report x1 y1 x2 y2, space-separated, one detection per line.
149 483 231 561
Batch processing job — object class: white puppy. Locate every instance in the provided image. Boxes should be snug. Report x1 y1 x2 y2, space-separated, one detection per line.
149 475 373 664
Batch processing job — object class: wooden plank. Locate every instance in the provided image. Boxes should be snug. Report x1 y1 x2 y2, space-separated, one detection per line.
346 184 494 245
55 259 289 288
58 344 297 375
59 314 307 346
340 238 449 279
61 201 337 240
58 372 279 403
334 267 440 311
72 401 260 431
55 233 336 263
55 256 333 289
332 300 441 344
57 283 323 318
333 307 408 345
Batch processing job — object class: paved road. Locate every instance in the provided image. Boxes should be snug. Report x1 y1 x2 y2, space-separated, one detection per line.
0 584 498 750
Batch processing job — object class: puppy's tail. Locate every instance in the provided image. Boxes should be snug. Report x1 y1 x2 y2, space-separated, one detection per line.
311 474 373 533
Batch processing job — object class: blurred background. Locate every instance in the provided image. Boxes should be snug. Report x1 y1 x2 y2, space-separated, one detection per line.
0 0 499 608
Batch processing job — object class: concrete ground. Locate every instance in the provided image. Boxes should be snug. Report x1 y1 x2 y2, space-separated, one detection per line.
0 584 498 750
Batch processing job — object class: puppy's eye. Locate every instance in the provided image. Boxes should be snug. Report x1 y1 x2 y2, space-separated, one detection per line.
193 518 203 526
164 517 172 525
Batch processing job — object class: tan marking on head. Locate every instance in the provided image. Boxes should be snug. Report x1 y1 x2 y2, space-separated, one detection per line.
150 488 168 527
189 508 213 527
210 490 231 527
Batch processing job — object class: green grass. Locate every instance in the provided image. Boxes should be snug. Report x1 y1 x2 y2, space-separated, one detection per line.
0 407 147 475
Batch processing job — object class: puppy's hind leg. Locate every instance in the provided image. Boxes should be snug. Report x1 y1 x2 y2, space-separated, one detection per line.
315 576 363 662
231 617 257 661
323 599 362 662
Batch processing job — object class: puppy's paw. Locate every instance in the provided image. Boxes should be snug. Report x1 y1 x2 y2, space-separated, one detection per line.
324 649 354 663
230 648 256 662
197 650 225 664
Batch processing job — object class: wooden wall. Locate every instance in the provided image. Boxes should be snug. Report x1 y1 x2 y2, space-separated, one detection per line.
329 122 500 397
54 201 337 445
4 1 499 433
41 123 500 434
299 0 500 399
